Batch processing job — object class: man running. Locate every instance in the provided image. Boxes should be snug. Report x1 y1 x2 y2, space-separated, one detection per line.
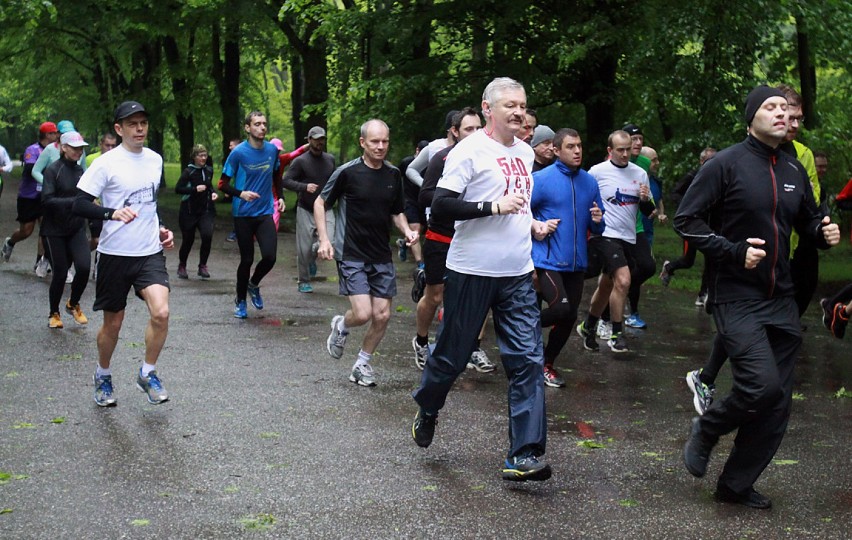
73 101 175 407
677 85 839 509
411 77 554 482
531 128 604 387
218 111 285 318
316 119 418 387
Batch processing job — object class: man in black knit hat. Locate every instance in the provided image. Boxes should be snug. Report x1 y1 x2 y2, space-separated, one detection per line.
675 85 840 509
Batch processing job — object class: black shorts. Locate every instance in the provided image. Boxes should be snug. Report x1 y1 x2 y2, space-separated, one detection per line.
422 238 450 285
404 201 426 228
94 251 170 312
16 196 42 223
586 236 632 278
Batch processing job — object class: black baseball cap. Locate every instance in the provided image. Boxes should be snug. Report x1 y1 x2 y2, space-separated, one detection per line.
114 101 148 123
622 123 642 136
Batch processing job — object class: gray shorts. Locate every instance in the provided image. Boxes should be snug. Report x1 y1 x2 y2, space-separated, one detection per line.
337 260 397 298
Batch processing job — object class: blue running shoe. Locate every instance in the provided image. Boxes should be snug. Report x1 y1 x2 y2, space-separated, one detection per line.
247 282 263 309
298 282 313 293
137 369 169 404
226 231 237 242
93 373 117 407
502 454 552 482
234 299 248 319
625 313 647 329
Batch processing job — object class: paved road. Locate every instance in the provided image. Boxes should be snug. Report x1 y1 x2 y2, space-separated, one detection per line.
0 180 849 538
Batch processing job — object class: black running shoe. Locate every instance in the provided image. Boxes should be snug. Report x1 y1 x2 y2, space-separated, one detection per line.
502 454 552 482
411 268 426 303
576 321 599 351
411 410 437 448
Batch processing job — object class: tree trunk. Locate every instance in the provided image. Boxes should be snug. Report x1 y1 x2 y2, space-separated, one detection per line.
795 15 817 129
212 19 242 161
163 35 195 168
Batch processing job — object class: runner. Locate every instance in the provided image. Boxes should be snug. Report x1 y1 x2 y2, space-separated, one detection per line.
411 77 555 482
316 119 418 387
73 100 175 407
218 111 284 318
175 144 217 279
531 128 604 387
41 131 92 328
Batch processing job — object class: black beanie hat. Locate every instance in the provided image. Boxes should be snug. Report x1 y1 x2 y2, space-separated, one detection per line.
744 85 786 125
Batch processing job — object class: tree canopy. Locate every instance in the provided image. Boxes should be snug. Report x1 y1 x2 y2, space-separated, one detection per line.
0 0 849 193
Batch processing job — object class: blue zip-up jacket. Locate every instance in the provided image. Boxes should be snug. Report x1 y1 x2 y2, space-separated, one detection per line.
531 160 605 272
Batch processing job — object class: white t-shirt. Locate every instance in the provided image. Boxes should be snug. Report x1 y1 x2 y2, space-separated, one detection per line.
77 145 164 256
588 160 649 244
438 129 534 277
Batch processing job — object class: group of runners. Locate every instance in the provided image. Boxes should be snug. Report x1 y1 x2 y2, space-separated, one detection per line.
0 77 848 505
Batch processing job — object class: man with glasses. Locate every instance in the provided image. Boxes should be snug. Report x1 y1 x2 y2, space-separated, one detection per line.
86 133 118 167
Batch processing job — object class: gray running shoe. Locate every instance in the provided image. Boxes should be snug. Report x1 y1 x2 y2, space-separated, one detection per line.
35 256 50 278
326 315 347 359
136 370 169 404
93 373 117 407
1 237 12 262
607 333 629 353
467 348 495 372
659 260 672 287
596 319 612 339
412 336 428 370
686 369 715 415
349 363 376 387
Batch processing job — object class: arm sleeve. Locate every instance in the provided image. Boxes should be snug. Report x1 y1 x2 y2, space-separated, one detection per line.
673 159 749 266
405 148 430 187
431 187 494 220
0 147 12 174
32 148 51 183
73 189 115 221
793 165 831 250
40 164 60 212
218 173 241 198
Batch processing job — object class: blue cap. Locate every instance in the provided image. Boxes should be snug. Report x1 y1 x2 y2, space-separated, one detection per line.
57 120 76 134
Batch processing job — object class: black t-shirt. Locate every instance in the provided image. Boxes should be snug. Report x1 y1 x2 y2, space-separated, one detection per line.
321 158 404 263
419 144 455 238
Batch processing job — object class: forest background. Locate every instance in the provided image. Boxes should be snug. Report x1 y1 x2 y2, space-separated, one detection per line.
0 0 849 203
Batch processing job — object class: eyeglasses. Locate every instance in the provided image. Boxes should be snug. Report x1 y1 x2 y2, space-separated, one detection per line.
789 116 805 125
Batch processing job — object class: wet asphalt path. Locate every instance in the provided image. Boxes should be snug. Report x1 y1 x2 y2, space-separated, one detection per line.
0 185 850 539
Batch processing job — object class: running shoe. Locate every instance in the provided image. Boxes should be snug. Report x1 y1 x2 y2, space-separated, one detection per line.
65 301 88 325
48 312 63 329
411 268 426 303
624 313 647 329
467 348 495 373
502 454 552 482
93 373 117 407
686 369 715 415
226 231 237 242
396 238 408 262
412 336 428 370
35 256 50 278
411 410 437 448
137 369 169 404
247 282 263 309
177 264 188 279
1 237 12 262
543 365 565 388
607 332 629 353
576 321 599 351
695 293 708 307
65 264 75 284
821 298 849 339
298 282 314 293
349 363 376 387
596 319 612 339
197 264 210 279
234 299 248 319
683 417 711 478
326 315 347 359
659 260 672 287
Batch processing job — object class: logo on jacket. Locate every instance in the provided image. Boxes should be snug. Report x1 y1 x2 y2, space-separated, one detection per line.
783 184 796 192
